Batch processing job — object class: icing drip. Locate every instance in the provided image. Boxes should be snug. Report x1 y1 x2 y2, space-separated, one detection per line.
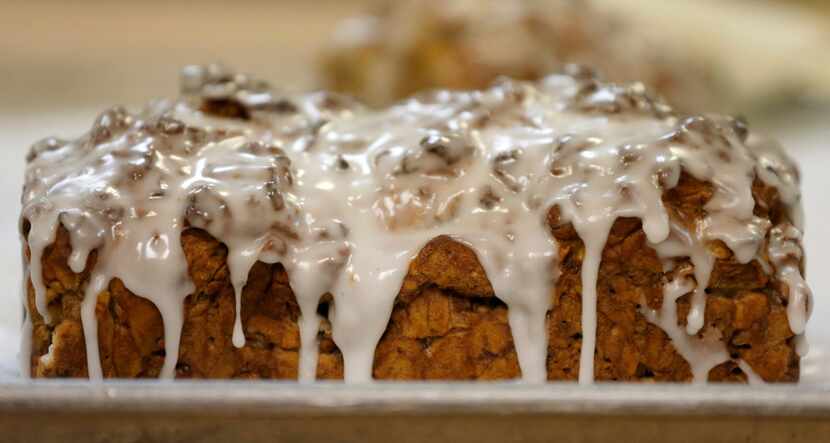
701 213 770 265
768 224 811 336
20 65 807 382
285 244 344 382
463 220 556 382
795 334 810 357
81 273 107 380
738 360 764 385
576 226 610 384
26 217 58 324
750 136 805 231
652 222 714 335
640 270 729 383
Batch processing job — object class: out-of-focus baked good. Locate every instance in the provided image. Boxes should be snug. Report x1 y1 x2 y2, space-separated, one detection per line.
21 65 808 382
321 0 724 112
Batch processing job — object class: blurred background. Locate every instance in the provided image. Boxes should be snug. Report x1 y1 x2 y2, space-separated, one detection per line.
0 0 828 380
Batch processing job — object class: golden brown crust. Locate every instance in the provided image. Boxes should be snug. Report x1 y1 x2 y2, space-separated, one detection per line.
372 236 520 380
25 175 799 382
547 213 691 381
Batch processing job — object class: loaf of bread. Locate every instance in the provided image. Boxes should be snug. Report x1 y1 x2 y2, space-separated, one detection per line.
321 0 725 112
21 64 808 382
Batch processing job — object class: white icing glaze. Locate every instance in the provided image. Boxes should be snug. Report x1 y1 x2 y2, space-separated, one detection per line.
81 272 107 380
640 270 728 383
738 359 764 385
768 223 812 336
576 227 610 384
751 136 805 231
26 216 58 325
20 65 807 382
652 222 714 336
795 334 810 357
702 213 770 264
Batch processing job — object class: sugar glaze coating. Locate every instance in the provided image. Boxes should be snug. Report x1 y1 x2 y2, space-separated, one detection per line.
20 65 808 382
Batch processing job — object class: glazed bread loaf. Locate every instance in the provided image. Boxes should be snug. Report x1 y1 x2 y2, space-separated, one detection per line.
21 65 808 382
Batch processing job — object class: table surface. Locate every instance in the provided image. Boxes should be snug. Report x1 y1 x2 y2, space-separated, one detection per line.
0 0 827 383
1 382 828 442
